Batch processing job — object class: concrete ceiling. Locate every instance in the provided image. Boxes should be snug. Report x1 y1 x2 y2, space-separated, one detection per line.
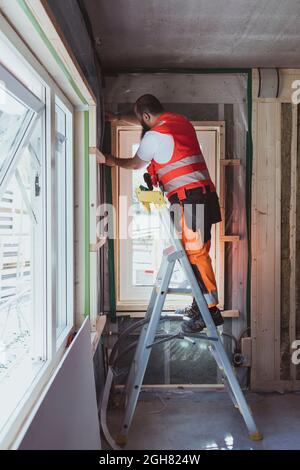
83 0 300 71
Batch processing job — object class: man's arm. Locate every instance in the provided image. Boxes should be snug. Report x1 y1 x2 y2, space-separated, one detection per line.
105 153 147 170
105 128 159 169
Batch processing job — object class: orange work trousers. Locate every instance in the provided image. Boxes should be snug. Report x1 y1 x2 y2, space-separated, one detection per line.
179 204 219 308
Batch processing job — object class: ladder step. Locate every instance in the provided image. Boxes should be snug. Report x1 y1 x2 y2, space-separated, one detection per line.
155 287 192 295
146 331 219 349
167 287 192 295
181 332 219 342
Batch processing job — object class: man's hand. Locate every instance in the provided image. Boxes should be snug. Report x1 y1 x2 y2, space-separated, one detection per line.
105 154 116 167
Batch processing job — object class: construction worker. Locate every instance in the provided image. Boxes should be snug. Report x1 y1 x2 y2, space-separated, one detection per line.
105 94 223 333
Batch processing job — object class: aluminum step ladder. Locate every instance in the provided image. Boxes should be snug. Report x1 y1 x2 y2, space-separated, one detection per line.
115 188 262 446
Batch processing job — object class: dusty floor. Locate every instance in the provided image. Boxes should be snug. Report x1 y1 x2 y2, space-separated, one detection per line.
106 389 300 450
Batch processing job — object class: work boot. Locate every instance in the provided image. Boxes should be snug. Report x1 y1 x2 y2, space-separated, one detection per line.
181 312 205 334
174 298 200 320
181 306 224 334
209 306 224 327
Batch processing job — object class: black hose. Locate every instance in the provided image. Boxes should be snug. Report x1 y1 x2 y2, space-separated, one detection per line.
221 332 238 350
109 318 148 366
107 315 240 373
108 314 183 365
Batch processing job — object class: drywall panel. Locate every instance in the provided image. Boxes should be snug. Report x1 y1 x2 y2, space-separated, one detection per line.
17 318 101 450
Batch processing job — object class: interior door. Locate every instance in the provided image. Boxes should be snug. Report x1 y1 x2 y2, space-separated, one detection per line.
117 127 219 311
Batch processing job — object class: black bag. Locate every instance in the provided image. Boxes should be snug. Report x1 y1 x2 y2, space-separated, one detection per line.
206 190 222 225
169 187 222 243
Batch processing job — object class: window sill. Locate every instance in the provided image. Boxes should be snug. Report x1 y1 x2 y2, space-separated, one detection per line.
1 329 74 450
0 354 46 445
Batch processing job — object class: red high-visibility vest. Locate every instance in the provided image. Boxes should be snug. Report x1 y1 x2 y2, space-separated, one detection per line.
146 112 215 200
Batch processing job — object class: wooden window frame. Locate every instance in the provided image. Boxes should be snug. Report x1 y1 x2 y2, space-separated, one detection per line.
110 119 239 318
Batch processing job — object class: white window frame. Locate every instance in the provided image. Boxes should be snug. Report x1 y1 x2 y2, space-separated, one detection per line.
0 24 75 448
55 97 74 348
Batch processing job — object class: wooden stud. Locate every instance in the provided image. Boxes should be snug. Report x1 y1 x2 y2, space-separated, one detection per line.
218 122 226 311
220 159 240 166
274 103 282 381
290 104 298 381
221 310 240 318
220 235 240 242
251 101 281 386
251 98 258 388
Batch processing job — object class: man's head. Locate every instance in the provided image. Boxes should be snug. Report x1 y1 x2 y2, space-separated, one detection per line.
134 94 164 131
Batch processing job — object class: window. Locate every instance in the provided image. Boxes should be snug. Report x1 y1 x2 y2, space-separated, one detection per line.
114 124 222 312
117 129 187 308
0 30 74 441
0 63 46 433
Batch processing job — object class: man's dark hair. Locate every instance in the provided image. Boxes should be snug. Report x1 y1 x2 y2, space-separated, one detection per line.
135 94 164 116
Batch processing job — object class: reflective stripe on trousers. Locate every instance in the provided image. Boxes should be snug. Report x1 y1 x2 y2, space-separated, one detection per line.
179 204 219 308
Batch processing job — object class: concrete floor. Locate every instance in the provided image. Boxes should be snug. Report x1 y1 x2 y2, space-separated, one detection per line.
107 390 300 450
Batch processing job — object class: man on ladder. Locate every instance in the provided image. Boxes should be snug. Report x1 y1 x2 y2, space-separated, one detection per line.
106 93 224 333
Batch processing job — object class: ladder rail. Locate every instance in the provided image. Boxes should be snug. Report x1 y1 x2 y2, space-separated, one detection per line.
159 206 260 437
104 192 263 446
124 252 172 397
118 257 176 443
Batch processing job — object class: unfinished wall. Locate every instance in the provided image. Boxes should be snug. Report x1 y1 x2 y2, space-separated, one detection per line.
280 103 292 380
251 69 300 391
297 105 300 381
103 72 249 385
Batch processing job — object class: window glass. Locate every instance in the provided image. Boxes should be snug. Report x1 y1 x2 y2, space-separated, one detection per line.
131 146 185 288
0 113 46 433
0 84 32 174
